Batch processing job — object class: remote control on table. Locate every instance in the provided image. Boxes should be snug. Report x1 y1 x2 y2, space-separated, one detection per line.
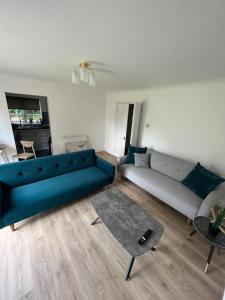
138 229 153 245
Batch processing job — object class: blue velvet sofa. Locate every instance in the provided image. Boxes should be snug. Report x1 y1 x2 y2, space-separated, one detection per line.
0 149 115 230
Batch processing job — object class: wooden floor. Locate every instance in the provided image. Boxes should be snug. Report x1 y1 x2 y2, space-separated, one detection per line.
0 152 224 300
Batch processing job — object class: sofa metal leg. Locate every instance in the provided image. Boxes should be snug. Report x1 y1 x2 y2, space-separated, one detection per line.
10 224 15 231
120 174 125 180
187 218 192 225
116 172 124 181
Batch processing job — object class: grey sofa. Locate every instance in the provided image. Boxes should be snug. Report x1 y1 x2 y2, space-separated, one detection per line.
117 150 225 220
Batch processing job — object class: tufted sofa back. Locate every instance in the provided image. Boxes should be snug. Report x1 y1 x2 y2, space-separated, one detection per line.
150 150 195 181
0 149 96 188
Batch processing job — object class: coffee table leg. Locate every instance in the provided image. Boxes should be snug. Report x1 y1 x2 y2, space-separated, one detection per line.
125 257 135 281
204 246 215 273
90 217 100 225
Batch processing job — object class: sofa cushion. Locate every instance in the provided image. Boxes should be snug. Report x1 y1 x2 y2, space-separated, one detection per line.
2 166 110 225
0 149 96 188
182 162 225 199
134 153 150 168
150 150 195 181
125 146 147 164
119 164 202 219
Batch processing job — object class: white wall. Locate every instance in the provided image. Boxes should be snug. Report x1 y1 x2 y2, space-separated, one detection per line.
105 80 225 176
0 73 106 161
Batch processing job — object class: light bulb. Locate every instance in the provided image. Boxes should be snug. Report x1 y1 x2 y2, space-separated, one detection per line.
80 67 88 82
72 69 79 84
89 71 96 86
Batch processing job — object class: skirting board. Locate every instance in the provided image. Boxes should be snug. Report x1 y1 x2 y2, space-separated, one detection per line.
103 148 119 157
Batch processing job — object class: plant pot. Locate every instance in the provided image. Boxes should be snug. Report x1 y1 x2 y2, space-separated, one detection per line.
208 223 220 236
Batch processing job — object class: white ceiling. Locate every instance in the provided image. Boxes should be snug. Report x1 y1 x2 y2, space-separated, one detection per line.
0 0 225 91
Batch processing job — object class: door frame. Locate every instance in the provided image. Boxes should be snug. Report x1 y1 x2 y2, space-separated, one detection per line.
113 101 143 157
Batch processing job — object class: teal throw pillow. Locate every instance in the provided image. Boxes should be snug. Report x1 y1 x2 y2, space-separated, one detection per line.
125 146 147 164
181 162 225 199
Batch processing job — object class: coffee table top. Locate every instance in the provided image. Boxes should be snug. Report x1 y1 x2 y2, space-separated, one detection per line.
193 216 225 249
91 188 164 257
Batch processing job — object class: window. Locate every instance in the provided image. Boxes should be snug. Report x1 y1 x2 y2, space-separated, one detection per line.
9 109 42 125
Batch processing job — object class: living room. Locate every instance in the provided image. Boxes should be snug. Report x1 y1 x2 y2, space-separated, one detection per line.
0 1 225 300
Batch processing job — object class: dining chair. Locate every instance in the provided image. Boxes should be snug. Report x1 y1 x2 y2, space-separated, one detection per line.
13 140 36 161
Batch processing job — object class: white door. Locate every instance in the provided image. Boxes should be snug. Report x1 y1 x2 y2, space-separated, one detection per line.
130 102 142 145
114 103 129 156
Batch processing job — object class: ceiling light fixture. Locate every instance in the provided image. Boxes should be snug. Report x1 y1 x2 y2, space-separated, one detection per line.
72 61 96 86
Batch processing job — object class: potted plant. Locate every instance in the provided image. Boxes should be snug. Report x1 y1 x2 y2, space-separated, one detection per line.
209 208 225 236
28 117 33 124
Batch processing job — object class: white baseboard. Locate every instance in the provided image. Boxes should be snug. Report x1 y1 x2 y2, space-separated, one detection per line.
95 149 104 153
103 147 118 157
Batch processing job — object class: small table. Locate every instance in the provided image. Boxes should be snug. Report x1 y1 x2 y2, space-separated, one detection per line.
188 216 225 273
0 144 9 163
91 188 164 280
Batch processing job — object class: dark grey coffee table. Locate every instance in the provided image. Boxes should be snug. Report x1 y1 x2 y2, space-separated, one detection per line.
90 188 164 280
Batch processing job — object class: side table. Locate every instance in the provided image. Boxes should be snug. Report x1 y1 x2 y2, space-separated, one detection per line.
211 205 225 234
0 144 9 163
187 216 225 273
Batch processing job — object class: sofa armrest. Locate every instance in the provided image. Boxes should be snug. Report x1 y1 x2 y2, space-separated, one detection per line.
0 182 2 215
0 182 4 228
117 155 127 165
116 155 128 173
197 182 225 217
96 157 115 182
